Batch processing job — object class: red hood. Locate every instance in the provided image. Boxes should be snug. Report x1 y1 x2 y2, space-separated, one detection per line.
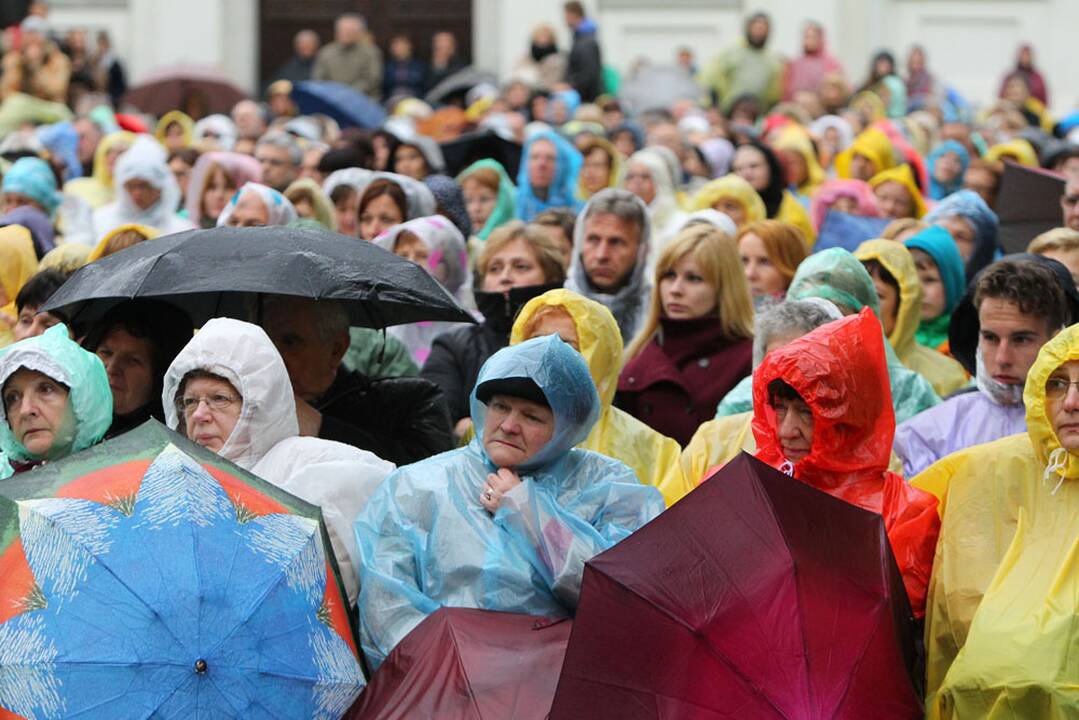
753 308 895 500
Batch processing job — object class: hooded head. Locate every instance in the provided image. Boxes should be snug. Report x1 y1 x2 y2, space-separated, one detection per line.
834 127 897 180
184 151 264 225
903 225 965 318
868 164 927 219
154 110 194 148
810 179 881 232
753 308 894 485
622 147 681 221
111 135 184 228
927 140 970 200
787 247 880 317
422 174 473 237
216 182 299 228
691 174 767 225
511 288 623 410
370 171 437 219
516 129 583 214
162 318 298 471
772 125 825 195
373 214 471 300
854 239 924 360
0 226 38 322
457 159 517 241
471 334 600 474
192 114 238 151
1024 324 1079 482
283 178 337 230
0 324 113 462
2 156 61 216
89 130 136 187
925 189 999 283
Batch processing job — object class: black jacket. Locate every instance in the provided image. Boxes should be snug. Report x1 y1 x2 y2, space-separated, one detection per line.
566 25 603 101
421 283 563 423
316 366 454 466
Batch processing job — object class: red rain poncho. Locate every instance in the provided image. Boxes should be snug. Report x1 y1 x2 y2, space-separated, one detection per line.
752 308 940 616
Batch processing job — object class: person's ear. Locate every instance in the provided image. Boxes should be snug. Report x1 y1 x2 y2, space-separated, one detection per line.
329 329 350 367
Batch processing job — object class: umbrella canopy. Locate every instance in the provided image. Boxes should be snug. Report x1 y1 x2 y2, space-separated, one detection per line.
440 129 522 178
813 211 892 253
550 453 922 720
292 81 387 130
347 608 570 720
994 160 1066 254
123 64 249 117
41 225 476 330
0 420 365 719
423 67 498 107
618 64 701 115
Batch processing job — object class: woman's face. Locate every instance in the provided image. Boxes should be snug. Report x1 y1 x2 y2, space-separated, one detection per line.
934 151 963 185
372 136 391 171
291 195 314 219
463 179 497 231
125 178 162 211
394 144 428 180
910 248 946 321
164 122 186 151
2 368 74 459
874 180 915 219
225 193 270 227
96 326 155 417
482 238 546 292
179 376 242 453
482 394 556 469
525 308 580 351
1046 360 1079 451
202 168 234 221
581 147 612 195
623 162 656 205
739 232 788 297
732 146 771 192
866 264 899 336
612 131 636 158
713 197 747 226
963 167 997 207
940 215 976 261
776 149 807 188
359 194 404 241
848 153 876 182
659 252 717 320
334 190 359 237
394 232 447 282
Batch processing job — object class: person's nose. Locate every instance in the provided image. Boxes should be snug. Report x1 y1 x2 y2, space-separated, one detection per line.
777 413 801 441
190 400 214 424
593 241 612 263
995 339 1013 370
1063 382 1079 412
498 412 522 435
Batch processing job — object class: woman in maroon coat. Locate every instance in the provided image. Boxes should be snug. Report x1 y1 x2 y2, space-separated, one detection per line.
617 224 755 446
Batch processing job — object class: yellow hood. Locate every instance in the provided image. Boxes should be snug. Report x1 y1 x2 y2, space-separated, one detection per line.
868 163 927 219
154 110 194 148
835 126 896 179
691 174 766 224
1024 323 1079 481
773 125 825 196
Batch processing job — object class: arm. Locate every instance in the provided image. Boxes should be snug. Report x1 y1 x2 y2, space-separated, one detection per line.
492 459 663 608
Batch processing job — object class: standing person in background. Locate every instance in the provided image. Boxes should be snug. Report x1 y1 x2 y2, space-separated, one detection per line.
313 13 383 99
1 16 70 102
783 21 844 102
272 29 320 86
999 43 1048 107
426 31 466 93
382 34 427 100
563 1 603 102
699 11 783 114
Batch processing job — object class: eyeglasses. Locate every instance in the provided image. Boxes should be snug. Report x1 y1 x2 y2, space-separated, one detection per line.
177 393 240 416
1044 377 1079 399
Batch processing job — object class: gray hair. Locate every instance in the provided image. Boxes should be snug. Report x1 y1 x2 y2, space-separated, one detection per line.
752 298 842 367
583 188 647 233
314 300 350 343
255 131 302 166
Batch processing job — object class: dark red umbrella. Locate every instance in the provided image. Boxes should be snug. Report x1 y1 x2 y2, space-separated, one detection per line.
995 160 1066 254
348 608 571 719
123 64 249 118
550 453 922 719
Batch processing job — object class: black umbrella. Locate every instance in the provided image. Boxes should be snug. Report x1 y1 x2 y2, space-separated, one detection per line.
440 129 523 178
423 67 498 107
42 226 476 330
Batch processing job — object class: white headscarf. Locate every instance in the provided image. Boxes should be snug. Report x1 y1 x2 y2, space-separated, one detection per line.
193 114 238 151
215 182 299 227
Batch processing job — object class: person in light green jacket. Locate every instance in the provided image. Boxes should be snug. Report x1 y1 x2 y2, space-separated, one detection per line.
698 12 783 113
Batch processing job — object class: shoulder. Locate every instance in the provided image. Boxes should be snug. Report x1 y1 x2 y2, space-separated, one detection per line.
912 433 1032 510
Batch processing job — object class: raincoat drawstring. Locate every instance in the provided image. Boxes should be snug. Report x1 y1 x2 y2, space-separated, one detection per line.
1043 446 1068 496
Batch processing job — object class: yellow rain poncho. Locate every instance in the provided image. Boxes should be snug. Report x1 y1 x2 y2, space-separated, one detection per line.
834 126 897 180
855 240 968 397
39 243 91 275
154 110 194 148
983 138 1039 168
510 289 689 506
0 226 38 347
776 191 816 249
915 323 1079 718
868 164 927 219
63 130 136 209
773 125 825 198
87 223 160 262
691 174 766 225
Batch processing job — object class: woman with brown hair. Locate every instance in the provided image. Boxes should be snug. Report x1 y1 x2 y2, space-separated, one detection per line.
736 220 808 305
617 224 755 445
184 151 263 228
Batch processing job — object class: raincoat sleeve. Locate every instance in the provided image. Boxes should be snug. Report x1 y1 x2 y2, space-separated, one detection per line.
493 453 664 608
353 470 443 670
881 473 940 619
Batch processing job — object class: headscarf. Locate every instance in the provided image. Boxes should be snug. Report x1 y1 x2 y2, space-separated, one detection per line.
374 215 471 302
38 244 90 275
622 147 686 248
323 168 376 199
192 114 238 151
834 126 897 179
0 324 112 462
216 182 299 227
578 137 623 199
154 110 194 148
0 205 55 258
904 225 965 350
370 171 437 220
62 130 136 209
809 115 854 152
0 226 37 344
927 140 970 201
515 129 584 221
868 164 927 219
423 174 472 237
183 151 264 226
392 132 446 175
810 179 881 232
2 156 61 216
772 125 825 197
925 189 999 283
691 174 767 224
283 178 337 230
92 136 194 240
87 223 161 263
457 159 516 242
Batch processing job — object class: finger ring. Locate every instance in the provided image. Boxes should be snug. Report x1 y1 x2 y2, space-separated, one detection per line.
484 489 494 501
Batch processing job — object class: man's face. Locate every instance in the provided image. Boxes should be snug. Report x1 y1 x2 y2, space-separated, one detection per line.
747 17 770 46
295 32 319 59
225 194 270 228
261 299 347 402
580 212 641 292
802 25 822 54
335 17 362 45
1062 180 1079 232
978 296 1056 388
527 139 557 191
256 144 297 191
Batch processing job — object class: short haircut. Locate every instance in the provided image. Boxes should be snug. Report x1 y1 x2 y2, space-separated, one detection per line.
255 131 302 165
531 208 577 238
583 189 647 234
1028 227 1079 255
974 260 1067 330
564 1 585 17
753 299 841 367
477 221 566 285
167 147 200 166
767 378 804 405
15 269 66 312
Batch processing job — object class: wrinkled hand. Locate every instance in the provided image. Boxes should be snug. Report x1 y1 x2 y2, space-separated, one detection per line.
480 467 521 514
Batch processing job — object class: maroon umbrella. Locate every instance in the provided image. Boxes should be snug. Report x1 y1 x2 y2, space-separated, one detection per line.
348 608 571 719
995 160 1066 254
550 453 922 719
123 64 249 118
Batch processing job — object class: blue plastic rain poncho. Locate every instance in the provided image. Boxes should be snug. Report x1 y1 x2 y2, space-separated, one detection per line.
927 140 970 201
2 156 61 216
924 189 999 283
0 324 113 471
353 335 664 669
785 248 942 423
515 129 583 221
904 225 966 351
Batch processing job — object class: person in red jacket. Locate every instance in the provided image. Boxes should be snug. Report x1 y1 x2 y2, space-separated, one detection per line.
752 307 939 617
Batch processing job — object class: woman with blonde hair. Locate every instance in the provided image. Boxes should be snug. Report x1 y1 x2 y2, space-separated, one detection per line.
617 224 755 445
736 220 808 305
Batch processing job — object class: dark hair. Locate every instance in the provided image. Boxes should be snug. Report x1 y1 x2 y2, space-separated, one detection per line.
531 208 577 238
974 260 1067 331
83 300 195 392
861 259 900 300
167 147 200 166
319 143 375 173
564 1 585 17
329 184 356 206
737 140 786 217
15 269 67 313
358 178 408 220
767 378 804 404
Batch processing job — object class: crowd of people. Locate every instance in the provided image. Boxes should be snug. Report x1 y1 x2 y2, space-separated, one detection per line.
2 2 1079 716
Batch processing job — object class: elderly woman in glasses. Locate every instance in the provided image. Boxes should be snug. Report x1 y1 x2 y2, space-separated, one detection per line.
162 317 395 605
